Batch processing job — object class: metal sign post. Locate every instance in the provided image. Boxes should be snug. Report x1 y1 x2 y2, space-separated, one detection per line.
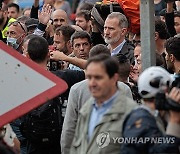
140 0 156 70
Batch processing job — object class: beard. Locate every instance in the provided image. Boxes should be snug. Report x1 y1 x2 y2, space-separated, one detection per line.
104 34 121 45
57 45 68 55
167 62 175 74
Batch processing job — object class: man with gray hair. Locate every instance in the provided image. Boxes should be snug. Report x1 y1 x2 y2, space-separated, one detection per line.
104 12 134 64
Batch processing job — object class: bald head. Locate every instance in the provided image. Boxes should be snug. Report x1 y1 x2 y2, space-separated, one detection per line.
52 9 68 30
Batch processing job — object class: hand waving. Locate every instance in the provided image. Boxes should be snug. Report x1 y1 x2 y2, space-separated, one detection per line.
39 4 52 25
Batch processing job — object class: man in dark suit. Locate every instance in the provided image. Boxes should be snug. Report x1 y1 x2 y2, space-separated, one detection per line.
104 12 134 64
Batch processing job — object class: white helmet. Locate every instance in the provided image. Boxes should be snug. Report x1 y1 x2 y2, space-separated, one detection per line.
138 66 173 99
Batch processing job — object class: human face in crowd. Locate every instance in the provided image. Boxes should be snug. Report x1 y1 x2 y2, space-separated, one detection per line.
174 17 180 34
22 39 29 57
75 16 89 31
86 62 118 104
130 45 142 82
132 54 142 82
6 22 26 48
104 17 123 45
72 38 91 59
8 7 19 19
52 10 68 30
53 32 68 55
23 9 31 17
165 53 174 72
134 44 141 59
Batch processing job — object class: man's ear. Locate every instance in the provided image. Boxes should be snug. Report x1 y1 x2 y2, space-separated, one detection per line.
113 73 119 82
66 40 71 47
121 28 128 36
3 10 8 16
169 54 175 63
155 32 159 41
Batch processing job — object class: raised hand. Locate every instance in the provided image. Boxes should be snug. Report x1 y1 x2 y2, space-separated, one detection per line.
50 50 68 61
39 4 53 25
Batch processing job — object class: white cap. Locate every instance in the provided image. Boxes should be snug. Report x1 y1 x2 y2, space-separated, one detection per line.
138 66 173 98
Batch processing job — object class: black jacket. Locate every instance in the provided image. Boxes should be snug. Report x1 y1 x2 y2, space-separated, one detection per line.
121 107 180 154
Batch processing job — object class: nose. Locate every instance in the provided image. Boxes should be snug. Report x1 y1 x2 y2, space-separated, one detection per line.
75 21 79 26
79 44 84 51
57 20 62 26
133 63 138 70
88 77 97 87
104 28 109 36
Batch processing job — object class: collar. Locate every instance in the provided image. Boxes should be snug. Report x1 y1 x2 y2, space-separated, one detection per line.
138 103 159 117
93 90 120 109
111 39 126 56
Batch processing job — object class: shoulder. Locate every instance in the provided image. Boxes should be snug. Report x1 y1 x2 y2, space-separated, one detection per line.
52 70 85 85
70 79 88 91
123 108 159 137
123 41 134 51
117 81 132 98
79 97 93 115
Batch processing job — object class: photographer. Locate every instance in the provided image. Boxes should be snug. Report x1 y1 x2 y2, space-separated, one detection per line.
121 66 180 154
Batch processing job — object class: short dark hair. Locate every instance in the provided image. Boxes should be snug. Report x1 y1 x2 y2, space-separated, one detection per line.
76 10 91 21
165 36 180 61
86 54 119 78
23 34 37 43
89 44 110 57
71 31 91 45
55 25 75 42
27 36 49 63
115 54 131 81
78 2 93 12
17 15 30 24
7 3 20 12
155 19 170 40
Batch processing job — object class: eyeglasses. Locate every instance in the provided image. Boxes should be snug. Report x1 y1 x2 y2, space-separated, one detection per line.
8 21 27 33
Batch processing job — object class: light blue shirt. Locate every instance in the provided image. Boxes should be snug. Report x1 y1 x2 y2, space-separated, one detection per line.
111 39 126 56
88 91 120 140
68 64 82 71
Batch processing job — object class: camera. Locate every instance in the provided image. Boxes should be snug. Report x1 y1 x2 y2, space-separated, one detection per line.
48 45 64 71
155 74 180 111
49 59 63 71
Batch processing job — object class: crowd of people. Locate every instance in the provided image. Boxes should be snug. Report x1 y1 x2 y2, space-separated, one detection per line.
0 0 180 154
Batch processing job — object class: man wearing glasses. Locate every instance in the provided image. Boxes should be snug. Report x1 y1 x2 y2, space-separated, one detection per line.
6 21 27 53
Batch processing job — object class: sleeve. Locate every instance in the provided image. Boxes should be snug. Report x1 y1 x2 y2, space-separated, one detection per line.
33 23 47 37
165 12 177 37
61 86 79 154
55 70 85 89
30 5 39 19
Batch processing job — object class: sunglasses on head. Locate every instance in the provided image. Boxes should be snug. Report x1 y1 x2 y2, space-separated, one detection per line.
8 21 27 33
